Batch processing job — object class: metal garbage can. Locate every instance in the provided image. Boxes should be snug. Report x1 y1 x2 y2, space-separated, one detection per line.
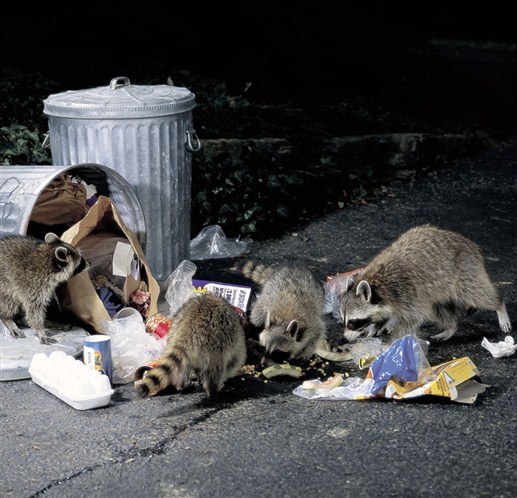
43 76 200 283
0 163 146 244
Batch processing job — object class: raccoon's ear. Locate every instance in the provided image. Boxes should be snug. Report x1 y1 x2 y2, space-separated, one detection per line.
356 280 372 302
45 232 61 245
55 246 69 263
286 320 300 338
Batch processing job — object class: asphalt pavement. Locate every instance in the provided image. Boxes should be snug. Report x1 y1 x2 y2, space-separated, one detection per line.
1 134 516 498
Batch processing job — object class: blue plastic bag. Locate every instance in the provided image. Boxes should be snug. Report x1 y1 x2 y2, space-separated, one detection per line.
369 335 428 395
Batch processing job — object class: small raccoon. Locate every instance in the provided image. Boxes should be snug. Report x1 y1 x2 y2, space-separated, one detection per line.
340 224 512 343
0 232 89 344
135 293 246 399
233 261 327 362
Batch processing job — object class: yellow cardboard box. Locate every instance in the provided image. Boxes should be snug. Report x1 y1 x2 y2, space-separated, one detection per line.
384 357 490 404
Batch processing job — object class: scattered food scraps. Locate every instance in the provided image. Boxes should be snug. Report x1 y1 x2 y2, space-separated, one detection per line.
315 348 353 362
262 363 303 379
302 373 344 390
294 335 489 404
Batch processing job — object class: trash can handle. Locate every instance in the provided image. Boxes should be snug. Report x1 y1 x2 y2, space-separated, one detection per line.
186 129 201 152
42 132 51 149
109 77 131 90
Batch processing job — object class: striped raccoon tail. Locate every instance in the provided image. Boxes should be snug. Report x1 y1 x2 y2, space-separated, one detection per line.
229 260 273 285
134 355 183 398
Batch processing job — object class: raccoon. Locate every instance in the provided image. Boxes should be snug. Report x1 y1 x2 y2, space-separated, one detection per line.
135 292 247 399
0 232 89 344
233 261 327 362
339 224 512 343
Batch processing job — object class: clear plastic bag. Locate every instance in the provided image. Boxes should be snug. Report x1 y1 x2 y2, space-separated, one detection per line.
189 225 250 260
347 337 385 369
164 260 197 317
1 320 88 380
100 314 164 385
323 268 364 320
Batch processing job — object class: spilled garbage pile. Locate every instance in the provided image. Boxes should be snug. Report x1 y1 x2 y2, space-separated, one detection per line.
1 79 514 414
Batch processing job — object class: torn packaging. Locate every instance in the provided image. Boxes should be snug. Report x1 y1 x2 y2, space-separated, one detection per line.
59 196 160 333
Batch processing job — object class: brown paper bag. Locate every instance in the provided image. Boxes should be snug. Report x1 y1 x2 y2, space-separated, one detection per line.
31 174 89 225
59 195 160 333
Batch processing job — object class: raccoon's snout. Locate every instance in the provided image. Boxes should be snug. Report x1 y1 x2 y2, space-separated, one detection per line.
265 349 291 364
343 317 375 343
343 329 363 343
74 257 90 275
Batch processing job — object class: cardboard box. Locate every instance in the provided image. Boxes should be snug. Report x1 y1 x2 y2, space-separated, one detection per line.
192 279 255 313
384 357 490 404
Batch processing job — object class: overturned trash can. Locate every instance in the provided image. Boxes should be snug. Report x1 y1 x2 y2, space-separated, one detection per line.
0 163 145 244
43 76 200 283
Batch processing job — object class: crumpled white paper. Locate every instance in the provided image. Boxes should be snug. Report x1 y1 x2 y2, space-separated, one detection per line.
481 336 516 358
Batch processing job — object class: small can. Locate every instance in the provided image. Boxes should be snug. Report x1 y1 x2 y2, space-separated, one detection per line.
146 313 173 340
83 335 113 383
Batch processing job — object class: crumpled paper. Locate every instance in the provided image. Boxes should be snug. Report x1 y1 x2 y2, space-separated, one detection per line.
481 336 516 358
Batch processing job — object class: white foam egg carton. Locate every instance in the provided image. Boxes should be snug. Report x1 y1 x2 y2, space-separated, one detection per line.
28 350 114 410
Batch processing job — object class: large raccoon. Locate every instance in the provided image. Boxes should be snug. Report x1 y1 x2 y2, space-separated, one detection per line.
0 232 89 344
339 224 512 343
135 293 246 398
232 261 328 362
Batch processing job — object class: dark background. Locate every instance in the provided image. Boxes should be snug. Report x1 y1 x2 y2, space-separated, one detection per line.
2 1 515 114
1 1 516 240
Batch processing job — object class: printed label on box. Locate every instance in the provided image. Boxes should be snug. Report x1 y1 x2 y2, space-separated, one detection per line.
192 279 253 312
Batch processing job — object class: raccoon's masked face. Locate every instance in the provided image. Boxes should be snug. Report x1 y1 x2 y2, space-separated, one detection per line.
340 279 388 343
259 312 303 363
46 233 90 279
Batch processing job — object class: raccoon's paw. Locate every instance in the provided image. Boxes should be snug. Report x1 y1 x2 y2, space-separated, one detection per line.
38 334 56 345
499 317 512 333
431 328 456 341
3 319 25 338
11 328 26 339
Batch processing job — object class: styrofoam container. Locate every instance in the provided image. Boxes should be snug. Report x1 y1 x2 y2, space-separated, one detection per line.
43 76 200 283
0 163 146 248
28 351 114 410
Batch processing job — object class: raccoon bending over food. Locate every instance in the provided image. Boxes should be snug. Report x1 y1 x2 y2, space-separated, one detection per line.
340 224 512 343
135 293 246 399
0 233 89 345
232 261 327 362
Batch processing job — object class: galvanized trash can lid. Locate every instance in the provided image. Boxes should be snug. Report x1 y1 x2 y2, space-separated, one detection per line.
43 76 196 119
